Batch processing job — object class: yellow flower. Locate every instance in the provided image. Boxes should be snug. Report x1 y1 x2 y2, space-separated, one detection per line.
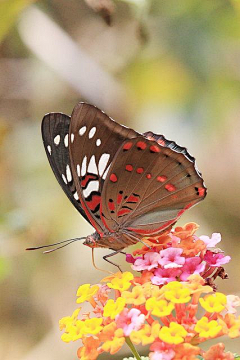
59 308 80 331
76 284 99 303
164 282 191 304
130 321 161 346
199 292 227 313
159 322 187 344
194 316 222 338
82 318 103 335
122 285 146 305
100 322 125 354
103 297 126 319
61 319 85 342
146 297 174 317
104 272 134 292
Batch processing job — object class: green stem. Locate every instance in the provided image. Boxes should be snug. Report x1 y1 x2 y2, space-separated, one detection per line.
125 337 141 360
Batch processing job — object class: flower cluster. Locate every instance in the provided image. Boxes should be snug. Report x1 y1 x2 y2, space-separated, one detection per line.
59 224 240 360
127 223 230 288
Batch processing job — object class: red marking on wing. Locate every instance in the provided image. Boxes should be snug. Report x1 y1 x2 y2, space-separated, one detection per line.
127 195 139 203
110 173 118 182
157 175 167 182
137 141 147 150
146 173 152 179
157 139 166 146
77 194 104 236
150 145 160 153
117 194 123 204
136 167 144 174
177 203 193 217
198 187 205 196
126 164 133 172
81 174 96 188
87 195 101 211
123 142 133 150
165 183 176 192
108 201 115 211
117 209 131 216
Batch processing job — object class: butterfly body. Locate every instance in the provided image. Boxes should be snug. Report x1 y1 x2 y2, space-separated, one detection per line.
84 231 138 250
41 102 206 253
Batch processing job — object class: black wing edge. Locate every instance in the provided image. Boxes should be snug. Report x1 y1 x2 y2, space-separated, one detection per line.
41 112 91 224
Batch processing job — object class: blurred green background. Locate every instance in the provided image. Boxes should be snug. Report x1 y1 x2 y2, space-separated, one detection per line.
0 0 240 358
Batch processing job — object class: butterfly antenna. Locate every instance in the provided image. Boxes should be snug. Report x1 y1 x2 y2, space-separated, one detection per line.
26 237 86 252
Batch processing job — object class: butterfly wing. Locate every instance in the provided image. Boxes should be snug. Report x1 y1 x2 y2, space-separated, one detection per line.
101 135 206 236
68 102 139 235
41 112 90 224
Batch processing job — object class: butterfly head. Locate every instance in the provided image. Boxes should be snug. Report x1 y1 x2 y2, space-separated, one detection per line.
84 232 101 248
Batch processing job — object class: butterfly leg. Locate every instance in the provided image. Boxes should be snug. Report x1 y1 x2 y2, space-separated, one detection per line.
103 250 124 272
110 248 126 255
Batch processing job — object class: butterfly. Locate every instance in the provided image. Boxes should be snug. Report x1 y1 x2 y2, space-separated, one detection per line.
38 102 206 267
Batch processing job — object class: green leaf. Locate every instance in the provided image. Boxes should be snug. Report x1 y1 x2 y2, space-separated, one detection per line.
0 0 36 43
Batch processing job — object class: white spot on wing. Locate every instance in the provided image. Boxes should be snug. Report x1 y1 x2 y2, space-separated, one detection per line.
79 126 86 136
81 156 87 176
54 135 60 145
83 180 99 198
47 145 51 154
77 164 80 177
71 133 74 143
98 153 110 176
89 127 96 139
102 163 111 180
73 191 79 200
62 174 67 184
88 155 98 175
96 139 101 146
66 165 72 182
64 134 68 147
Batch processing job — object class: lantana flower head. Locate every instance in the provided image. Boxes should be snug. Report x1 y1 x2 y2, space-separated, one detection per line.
59 223 240 360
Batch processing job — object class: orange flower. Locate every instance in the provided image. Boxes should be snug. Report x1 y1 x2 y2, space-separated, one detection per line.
99 322 125 354
133 270 153 285
174 223 199 238
219 313 240 338
176 236 205 257
203 343 235 360
133 232 170 256
174 343 201 360
77 336 101 360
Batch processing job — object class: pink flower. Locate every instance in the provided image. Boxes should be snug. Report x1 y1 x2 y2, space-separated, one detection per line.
132 252 161 271
150 341 175 360
116 308 145 336
151 268 181 285
200 233 221 248
180 257 205 281
204 250 231 267
158 248 185 269
226 295 240 314
126 254 137 264
169 233 181 246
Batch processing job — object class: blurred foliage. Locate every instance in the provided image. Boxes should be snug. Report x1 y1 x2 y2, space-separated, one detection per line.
0 0 37 43
0 0 240 359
